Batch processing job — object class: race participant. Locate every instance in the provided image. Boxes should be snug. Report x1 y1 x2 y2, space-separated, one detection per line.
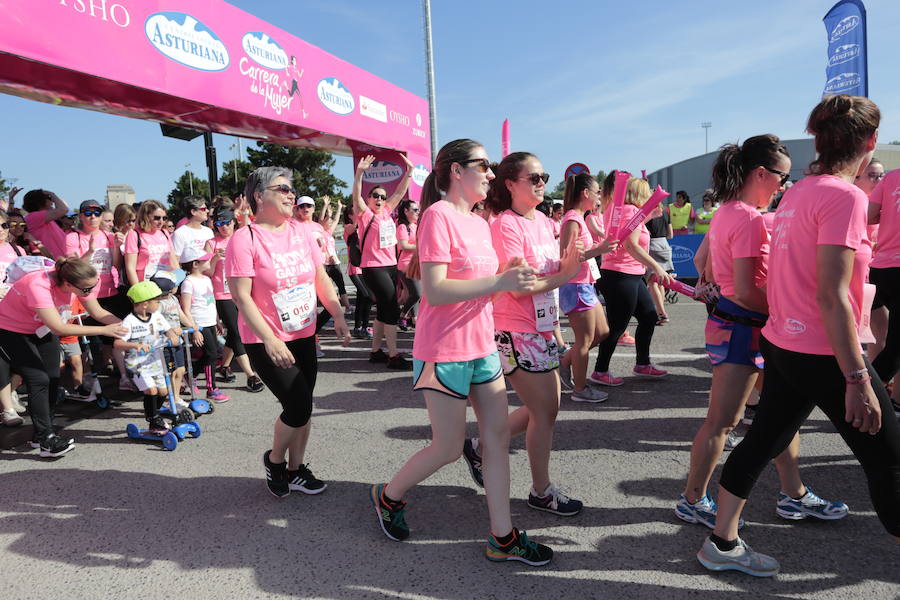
670 190 695 234
124 200 178 285
317 197 349 313
225 167 350 498
21 189 69 258
172 196 214 258
854 160 887 361
645 194 674 324
0 209 25 426
396 199 421 331
342 206 375 339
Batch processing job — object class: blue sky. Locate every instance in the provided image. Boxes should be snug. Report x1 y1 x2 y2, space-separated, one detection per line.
1 0 898 204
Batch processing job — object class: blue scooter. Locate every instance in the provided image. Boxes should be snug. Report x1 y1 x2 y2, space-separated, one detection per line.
177 328 213 418
64 313 112 409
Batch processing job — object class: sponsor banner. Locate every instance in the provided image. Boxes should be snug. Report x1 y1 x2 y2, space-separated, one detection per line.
822 0 867 97
350 141 425 202
359 94 386 122
668 234 704 279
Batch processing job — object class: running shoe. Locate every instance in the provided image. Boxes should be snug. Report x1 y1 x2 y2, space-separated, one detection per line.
216 365 237 383
246 375 265 393
617 332 636 346
656 313 670 326
398 317 409 332
527 484 583 516
559 363 573 391
697 536 779 577
675 494 746 529
742 405 756 425
724 430 741 451
485 528 553 566
147 416 170 435
633 363 668 378
462 438 484 488
10 391 26 414
118 377 138 392
263 450 290 498
1 409 23 427
288 464 327 494
571 386 609 403
316 344 325 359
557 343 570 359
206 388 230 403
370 483 409 541
589 371 624 387
67 384 93 400
891 399 900 419
351 327 362 338
386 354 412 370
38 434 75 458
369 349 389 363
775 487 848 521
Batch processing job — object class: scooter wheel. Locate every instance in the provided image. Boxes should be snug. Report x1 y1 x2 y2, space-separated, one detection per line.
126 423 141 438
189 423 202 438
96 396 110 410
162 432 178 451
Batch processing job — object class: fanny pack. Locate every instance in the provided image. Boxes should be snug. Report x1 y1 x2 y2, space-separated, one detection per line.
711 305 767 329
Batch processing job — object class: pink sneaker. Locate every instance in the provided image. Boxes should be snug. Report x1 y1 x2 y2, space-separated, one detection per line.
617 332 636 346
206 388 230 403
589 371 624 387
633 364 668 378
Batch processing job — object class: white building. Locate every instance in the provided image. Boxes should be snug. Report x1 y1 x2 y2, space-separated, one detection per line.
105 184 136 209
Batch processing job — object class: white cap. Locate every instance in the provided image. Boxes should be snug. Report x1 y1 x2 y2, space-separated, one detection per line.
294 195 315 207
179 246 213 264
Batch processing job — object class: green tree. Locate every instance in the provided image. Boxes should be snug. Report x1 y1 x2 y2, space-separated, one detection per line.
0 170 12 198
166 170 210 221
549 180 566 200
218 158 254 199
594 170 608 186
247 142 348 203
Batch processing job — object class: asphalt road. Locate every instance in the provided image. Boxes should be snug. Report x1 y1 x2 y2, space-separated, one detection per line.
1 297 898 599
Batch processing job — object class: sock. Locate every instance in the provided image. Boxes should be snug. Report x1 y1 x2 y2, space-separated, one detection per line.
142 394 156 420
204 365 214 392
709 533 738 552
381 487 404 508
494 529 517 546
156 395 167 410
791 488 808 501
471 438 480 456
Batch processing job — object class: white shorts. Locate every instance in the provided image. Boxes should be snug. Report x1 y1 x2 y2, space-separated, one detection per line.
131 370 167 392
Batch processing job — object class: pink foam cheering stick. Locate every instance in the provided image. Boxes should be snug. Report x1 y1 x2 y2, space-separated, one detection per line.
605 170 632 239
651 273 696 298
641 169 647 179
501 118 510 158
614 185 670 243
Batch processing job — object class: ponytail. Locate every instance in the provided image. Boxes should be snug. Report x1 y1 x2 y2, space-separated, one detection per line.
562 172 594 213
53 256 96 287
806 94 880 175
709 134 789 202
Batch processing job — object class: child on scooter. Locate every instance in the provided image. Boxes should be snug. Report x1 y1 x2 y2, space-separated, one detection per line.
150 269 194 406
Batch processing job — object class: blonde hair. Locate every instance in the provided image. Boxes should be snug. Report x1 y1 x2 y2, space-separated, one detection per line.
624 177 651 207
53 256 97 287
136 200 166 232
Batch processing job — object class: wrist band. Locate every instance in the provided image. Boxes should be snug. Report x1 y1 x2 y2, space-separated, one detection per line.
846 376 871 386
845 368 868 382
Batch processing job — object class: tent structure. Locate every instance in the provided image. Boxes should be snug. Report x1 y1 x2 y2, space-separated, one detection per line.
0 0 432 198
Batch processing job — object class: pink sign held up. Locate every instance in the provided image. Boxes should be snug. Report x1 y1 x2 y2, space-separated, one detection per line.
605 170 632 240
614 185 670 243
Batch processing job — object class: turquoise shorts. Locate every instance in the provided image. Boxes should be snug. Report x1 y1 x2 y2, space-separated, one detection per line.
412 352 502 399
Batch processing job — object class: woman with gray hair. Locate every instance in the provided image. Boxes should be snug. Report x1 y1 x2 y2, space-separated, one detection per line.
225 166 350 498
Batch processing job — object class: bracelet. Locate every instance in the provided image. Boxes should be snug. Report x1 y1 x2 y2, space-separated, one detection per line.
845 368 868 383
846 377 871 386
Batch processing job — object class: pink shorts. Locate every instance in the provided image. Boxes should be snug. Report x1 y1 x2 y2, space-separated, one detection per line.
494 330 559 375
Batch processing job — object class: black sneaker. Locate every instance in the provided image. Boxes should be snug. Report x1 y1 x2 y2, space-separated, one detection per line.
386 354 411 370
742 405 756 425
527 484 583 516
246 375 265 393
288 464 327 494
147 416 170 435
217 366 237 383
369 349 389 363
892 399 900 419
485 528 553 566
263 450 290 498
38 434 75 458
462 438 484 487
370 483 409 541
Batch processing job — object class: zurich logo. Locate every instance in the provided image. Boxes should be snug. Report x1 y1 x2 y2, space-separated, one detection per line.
827 44 860 67
830 15 860 42
784 318 807 334
824 72 861 94
670 244 694 264
242 32 288 70
363 160 404 184
317 78 355 115
411 164 430 187
145 12 229 72
415 113 422 127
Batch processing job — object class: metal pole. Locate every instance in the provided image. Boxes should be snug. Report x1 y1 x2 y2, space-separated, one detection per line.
422 0 438 161
186 163 193 196
701 121 711 154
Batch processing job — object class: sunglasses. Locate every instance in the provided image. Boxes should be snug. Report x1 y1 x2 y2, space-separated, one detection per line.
214 220 234 227
867 172 885 181
267 184 296 195
518 172 550 186
410 207 420 213
0 223 8 230
81 209 102 217
762 166 790 186
460 158 492 173
127 218 136 224
151 215 166 221
369 192 387 200
8 221 25 227
71 281 97 294
193 206 209 212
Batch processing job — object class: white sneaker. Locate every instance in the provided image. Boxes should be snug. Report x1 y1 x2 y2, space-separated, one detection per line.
1 409 23 426
10 390 26 414
571 386 609 403
697 536 779 577
559 363 573 391
316 344 325 359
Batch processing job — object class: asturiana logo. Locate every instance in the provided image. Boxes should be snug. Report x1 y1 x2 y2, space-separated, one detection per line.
824 72 861 94
317 78 355 115
362 160 404 184
784 318 807 334
411 164 430 187
828 43 860 68
671 244 695 263
145 12 229 72
830 15 860 42
242 32 288 70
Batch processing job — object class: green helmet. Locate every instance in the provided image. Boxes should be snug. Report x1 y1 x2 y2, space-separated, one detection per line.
127 281 163 304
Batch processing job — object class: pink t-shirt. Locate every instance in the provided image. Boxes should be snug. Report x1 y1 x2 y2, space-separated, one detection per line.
601 204 650 275
561 210 596 284
225 220 324 344
0 269 74 334
763 175 872 355
357 208 397 268
343 225 361 276
209 234 232 300
24 210 67 258
65 230 119 298
396 222 417 272
490 209 559 334
0 242 21 284
124 229 173 282
551 219 561 239
869 169 900 269
321 224 338 264
585 213 604 244
412 201 499 363
708 201 769 299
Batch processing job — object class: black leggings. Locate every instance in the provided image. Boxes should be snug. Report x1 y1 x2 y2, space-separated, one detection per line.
325 263 347 296
400 273 421 318
594 269 658 372
362 265 401 325
0 329 61 440
215 299 246 357
196 326 220 368
245 336 317 428
720 336 900 537
870 267 900 384
350 274 373 331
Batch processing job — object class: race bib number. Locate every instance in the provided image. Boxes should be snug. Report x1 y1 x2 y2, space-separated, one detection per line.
272 282 316 333
379 219 397 249
91 247 112 274
588 257 601 280
222 275 230 295
533 289 559 332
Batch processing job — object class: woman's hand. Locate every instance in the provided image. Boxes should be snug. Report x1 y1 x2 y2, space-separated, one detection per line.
559 236 585 278
845 380 882 435
264 337 295 369
192 331 204 347
498 257 537 292
103 323 129 338
356 155 376 172
653 266 674 286
399 153 415 170
595 236 619 255
333 316 351 346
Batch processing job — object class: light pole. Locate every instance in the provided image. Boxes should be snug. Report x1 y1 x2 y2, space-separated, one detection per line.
185 162 193 196
701 121 712 154
229 142 239 188
422 0 438 161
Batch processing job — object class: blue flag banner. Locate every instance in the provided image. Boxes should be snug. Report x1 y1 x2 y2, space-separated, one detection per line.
822 0 868 97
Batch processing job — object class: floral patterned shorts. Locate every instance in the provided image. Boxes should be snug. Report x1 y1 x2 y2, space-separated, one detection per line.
494 330 560 375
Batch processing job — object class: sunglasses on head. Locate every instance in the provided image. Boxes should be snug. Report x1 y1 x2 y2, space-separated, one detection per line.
518 172 550 186
762 166 790 186
81 208 102 217
369 192 387 200
266 184 296 195
459 158 491 173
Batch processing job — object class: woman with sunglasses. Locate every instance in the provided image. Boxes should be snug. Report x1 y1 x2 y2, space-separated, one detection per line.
226 167 350 498
699 95 900 577
316 197 350 313
0 256 126 456
465 152 584 517
396 199 421 331
0 209 26 426
21 188 69 258
124 200 178 286
372 139 553 565
856 160 889 365
343 206 375 339
352 154 415 370
172 196 214 259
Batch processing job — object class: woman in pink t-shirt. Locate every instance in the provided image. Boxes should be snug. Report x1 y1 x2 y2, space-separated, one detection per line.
855 159 887 362
0 209 26 425
317 197 349 313
371 139 552 565
704 96 900 577
395 199 420 330
226 166 349 499
679 134 845 542
0 257 125 457
342 206 374 339
124 200 178 285
21 188 69 258
352 154 414 369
